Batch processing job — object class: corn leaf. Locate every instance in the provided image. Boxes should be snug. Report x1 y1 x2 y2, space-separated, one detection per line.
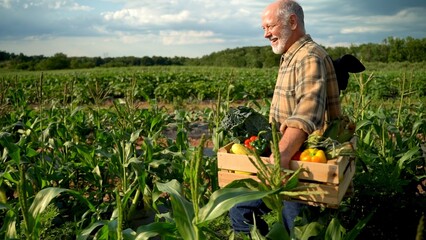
77 221 108 240
324 218 345 240
267 222 290 240
29 187 95 219
197 187 280 223
296 222 324 240
156 180 196 240
124 222 176 240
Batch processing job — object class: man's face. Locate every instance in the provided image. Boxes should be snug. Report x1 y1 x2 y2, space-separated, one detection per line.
262 8 291 54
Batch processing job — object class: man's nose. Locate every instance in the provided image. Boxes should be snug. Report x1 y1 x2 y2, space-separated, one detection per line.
263 29 271 38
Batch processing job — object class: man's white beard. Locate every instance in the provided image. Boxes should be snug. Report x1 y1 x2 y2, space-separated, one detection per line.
272 28 291 54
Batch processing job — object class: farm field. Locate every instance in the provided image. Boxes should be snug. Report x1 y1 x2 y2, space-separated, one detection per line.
0 62 425 239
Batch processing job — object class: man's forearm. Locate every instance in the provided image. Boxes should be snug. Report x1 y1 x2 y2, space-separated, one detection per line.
277 127 307 168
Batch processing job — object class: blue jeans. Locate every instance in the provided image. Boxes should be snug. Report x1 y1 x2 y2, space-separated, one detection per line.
229 199 303 235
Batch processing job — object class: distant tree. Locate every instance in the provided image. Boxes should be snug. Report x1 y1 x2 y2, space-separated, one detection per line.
36 52 70 70
405 36 426 62
326 46 352 60
93 57 104 67
260 47 280 68
141 56 154 66
0 51 11 62
70 57 96 69
152 56 171 65
1 36 425 70
356 43 389 62
386 37 406 62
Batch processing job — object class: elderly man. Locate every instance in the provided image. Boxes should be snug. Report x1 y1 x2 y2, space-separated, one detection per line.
229 0 342 236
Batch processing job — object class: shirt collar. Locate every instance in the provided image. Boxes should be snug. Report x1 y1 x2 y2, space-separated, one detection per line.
280 34 312 66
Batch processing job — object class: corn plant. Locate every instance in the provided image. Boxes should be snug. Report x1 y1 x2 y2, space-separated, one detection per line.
121 135 281 239
354 106 424 191
0 129 95 239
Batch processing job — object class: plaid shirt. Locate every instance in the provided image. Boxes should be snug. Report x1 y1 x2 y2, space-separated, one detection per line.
269 35 341 134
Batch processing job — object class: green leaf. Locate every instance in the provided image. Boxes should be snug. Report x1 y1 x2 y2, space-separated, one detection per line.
29 187 95 225
355 119 373 131
130 222 176 240
0 209 18 240
130 129 142 143
198 187 280 223
156 180 196 239
25 146 39 158
267 222 290 240
325 218 345 240
77 220 108 240
397 146 420 172
411 119 425 137
282 168 302 191
122 228 136 240
28 188 69 219
296 221 323 240
344 212 373 240
96 224 110 239
108 219 119 239
0 202 10 211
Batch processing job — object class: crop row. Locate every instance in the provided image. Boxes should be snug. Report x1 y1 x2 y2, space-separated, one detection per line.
1 63 425 108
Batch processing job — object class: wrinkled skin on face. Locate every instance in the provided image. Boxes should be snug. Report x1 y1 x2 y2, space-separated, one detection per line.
262 1 304 55
261 2 292 54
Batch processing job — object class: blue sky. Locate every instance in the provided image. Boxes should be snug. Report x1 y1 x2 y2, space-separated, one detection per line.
1 0 425 58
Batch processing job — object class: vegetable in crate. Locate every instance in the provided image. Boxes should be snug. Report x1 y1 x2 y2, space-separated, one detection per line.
244 135 270 156
244 136 258 150
300 148 327 163
322 116 355 143
220 106 272 142
230 143 251 155
303 117 355 159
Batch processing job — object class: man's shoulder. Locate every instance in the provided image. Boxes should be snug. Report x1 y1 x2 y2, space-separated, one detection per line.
298 38 329 58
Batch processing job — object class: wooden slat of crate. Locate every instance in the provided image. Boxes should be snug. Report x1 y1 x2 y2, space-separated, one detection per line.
218 170 258 186
290 158 355 206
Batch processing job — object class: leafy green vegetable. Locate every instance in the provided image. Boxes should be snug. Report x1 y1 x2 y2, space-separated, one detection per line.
220 106 272 142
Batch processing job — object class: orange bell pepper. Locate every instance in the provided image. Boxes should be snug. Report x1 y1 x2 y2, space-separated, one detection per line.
300 148 327 163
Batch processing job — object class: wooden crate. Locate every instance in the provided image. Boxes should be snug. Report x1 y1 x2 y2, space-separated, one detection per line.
217 143 356 208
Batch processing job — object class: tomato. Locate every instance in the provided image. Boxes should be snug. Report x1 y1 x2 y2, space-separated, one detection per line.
300 148 327 163
245 135 268 153
244 136 258 150
244 138 254 150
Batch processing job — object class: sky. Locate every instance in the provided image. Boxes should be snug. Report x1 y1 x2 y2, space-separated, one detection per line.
1 0 425 58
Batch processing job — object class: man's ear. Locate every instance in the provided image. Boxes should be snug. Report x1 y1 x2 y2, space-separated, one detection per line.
289 14 298 30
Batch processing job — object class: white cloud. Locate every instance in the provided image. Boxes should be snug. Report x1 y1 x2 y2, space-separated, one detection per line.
341 26 385 34
0 0 12 8
102 8 191 26
69 2 93 11
373 7 424 24
160 30 224 45
3 0 92 11
339 7 425 34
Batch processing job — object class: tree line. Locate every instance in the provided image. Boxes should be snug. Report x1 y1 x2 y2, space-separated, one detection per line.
0 36 424 71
